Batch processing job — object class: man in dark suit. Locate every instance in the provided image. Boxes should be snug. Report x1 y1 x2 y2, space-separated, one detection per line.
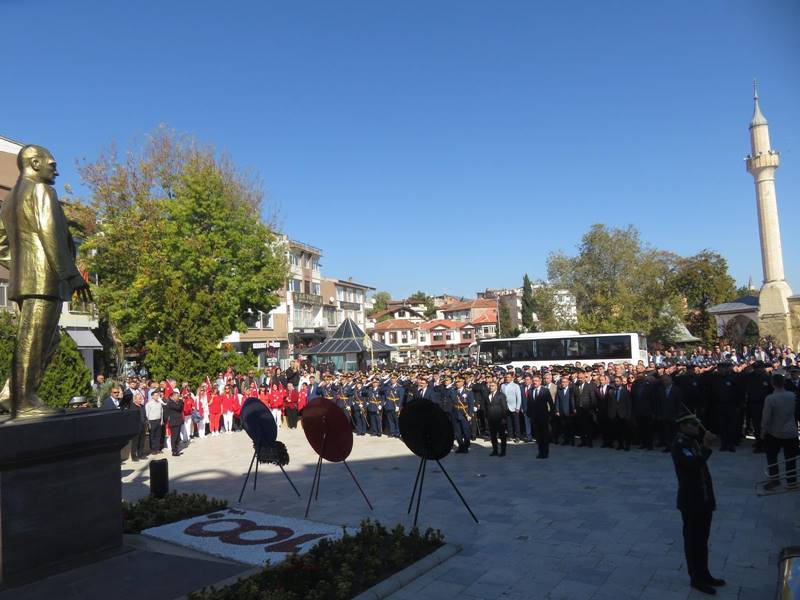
530 374 554 458
164 390 185 457
595 374 613 447
632 373 656 449
553 375 575 445
101 385 123 410
485 379 508 456
412 375 439 403
306 375 321 402
573 371 597 447
609 375 633 451
656 375 683 452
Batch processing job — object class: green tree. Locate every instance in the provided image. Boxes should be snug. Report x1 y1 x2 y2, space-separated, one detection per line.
521 274 535 331
667 250 737 345
548 224 681 341
497 301 514 338
0 313 92 409
529 283 561 331
409 291 437 320
370 291 391 315
79 127 287 384
39 334 93 408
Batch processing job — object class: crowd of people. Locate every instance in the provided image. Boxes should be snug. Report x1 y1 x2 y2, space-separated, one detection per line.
99 343 799 489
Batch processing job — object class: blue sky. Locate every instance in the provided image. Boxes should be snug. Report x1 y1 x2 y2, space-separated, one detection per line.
2 0 799 299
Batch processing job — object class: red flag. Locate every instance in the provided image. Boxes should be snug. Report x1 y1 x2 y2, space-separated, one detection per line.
205 375 213 394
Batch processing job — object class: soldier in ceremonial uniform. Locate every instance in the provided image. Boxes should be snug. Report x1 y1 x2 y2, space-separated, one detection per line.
671 412 725 595
710 362 740 452
383 374 404 438
452 376 475 453
365 378 383 436
744 362 772 453
349 378 367 436
336 374 352 415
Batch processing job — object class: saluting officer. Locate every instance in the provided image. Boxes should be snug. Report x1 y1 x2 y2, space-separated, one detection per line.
365 378 383 437
383 374 404 438
671 412 725 596
452 376 475 453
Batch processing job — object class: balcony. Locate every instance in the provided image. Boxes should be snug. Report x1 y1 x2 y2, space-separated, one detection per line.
293 292 323 306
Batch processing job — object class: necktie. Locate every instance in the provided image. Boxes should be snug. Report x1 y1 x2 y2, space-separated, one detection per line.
616 388 620 402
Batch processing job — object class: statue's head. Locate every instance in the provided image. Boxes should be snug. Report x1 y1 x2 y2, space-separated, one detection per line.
17 145 58 185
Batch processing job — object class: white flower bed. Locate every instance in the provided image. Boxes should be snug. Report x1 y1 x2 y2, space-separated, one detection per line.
143 508 352 566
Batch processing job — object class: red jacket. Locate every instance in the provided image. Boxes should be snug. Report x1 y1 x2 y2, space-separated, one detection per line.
209 395 222 415
298 390 308 411
269 389 285 410
285 390 299 409
182 397 193 417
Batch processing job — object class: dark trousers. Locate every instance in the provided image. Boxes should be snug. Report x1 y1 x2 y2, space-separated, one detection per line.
680 509 713 583
748 404 764 448
148 420 162 452
612 416 630 449
489 419 507 454
353 409 367 435
470 412 480 440
286 407 298 428
764 434 799 484
661 420 676 448
475 408 487 437
131 426 148 459
554 414 574 444
507 411 520 440
534 423 550 457
598 414 612 446
170 422 182 455
453 417 470 450
385 410 399 437
636 415 653 448
368 411 381 436
718 405 738 451
576 408 594 445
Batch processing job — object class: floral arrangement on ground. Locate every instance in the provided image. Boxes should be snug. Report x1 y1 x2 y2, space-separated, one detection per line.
188 519 444 600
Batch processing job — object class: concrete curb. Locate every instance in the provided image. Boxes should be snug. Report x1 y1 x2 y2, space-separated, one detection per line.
174 564 263 600
351 543 461 600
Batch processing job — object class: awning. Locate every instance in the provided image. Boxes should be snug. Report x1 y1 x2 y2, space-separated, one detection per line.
67 329 103 350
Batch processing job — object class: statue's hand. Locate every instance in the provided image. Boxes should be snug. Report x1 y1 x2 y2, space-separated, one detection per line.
69 274 93 304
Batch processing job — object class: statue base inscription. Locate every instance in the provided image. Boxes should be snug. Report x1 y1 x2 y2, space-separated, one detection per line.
0 409 140 585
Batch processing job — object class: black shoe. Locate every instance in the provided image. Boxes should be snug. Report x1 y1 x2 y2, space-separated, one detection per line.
662 447 670 453
704 577 726 587
763 480 781 491
490 451 498 456
172 452 182 457
691 581 716 595
536 454 545 459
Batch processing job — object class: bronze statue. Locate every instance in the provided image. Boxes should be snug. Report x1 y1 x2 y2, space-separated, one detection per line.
0 145 92 418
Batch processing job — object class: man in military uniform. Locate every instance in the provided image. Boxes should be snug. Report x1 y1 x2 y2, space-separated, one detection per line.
383 374 404 438
452 376 474 453
671 412 725 595
365 378 383 436
744 362 772 453
350 379 368 436
710 363 741 452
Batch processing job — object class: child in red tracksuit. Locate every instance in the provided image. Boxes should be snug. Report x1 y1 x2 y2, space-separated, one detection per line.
269 384 285 429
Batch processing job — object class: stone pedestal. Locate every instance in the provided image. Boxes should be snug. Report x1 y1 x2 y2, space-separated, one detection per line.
758 280 793 346
0 409 140 585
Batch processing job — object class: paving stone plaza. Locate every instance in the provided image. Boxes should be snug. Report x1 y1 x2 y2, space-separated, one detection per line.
121 430 798 600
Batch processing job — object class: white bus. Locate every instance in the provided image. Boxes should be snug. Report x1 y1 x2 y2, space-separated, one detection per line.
478 331 648 369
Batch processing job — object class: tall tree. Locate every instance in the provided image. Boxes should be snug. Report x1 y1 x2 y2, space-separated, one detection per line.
521 274 535 331
668 250 737 345
497 301 514 338
79 127 287 383
409 291 437 320
548 224 681 340
529 283 561 331
370 291 391 314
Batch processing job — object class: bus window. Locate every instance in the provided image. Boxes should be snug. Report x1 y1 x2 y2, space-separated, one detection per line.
494 342 511 364
566 337 596 359
597 336 631 359
535 338 565 361
510 340 534 362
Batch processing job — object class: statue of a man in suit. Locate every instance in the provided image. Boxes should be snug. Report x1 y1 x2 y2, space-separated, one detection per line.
0 145 92 418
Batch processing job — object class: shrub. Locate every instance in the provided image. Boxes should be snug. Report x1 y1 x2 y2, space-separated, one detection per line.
188 519 444 600
122 492 228 534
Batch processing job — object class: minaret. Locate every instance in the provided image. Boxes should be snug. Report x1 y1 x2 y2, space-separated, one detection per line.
746 81 793 344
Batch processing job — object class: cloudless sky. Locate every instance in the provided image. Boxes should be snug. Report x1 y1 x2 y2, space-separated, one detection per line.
2 0 799 299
